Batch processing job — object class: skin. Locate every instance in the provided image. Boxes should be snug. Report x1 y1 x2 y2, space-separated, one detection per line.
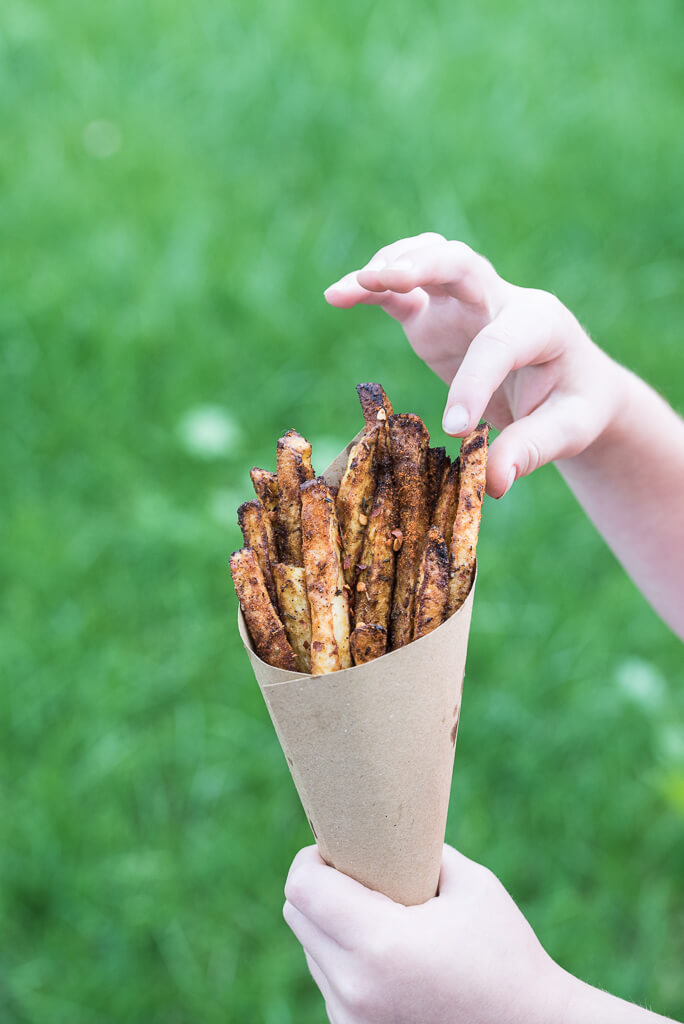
280 235 684 1021
284 846 678 1024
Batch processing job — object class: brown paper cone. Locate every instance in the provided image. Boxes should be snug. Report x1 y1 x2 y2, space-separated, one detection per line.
237 434 476 906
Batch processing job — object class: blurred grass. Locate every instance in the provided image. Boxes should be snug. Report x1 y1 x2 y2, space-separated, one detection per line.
1 0 683 1020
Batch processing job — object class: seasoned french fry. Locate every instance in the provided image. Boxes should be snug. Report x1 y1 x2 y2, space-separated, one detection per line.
229 548 297 670
413 526 449 640
276 430 314 566
357 382 393 470
301 478 352 674
426 447 447 521
448 423 489 614
354 468 399 636
432 457 460 548
388 413 430 649
273 563 312 673
237 500 278 606
250 467 278 511
350 623 387 665
336 427 378 587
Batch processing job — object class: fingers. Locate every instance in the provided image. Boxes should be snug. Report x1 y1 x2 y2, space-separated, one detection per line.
283 900 341 966
486 394 599 498
285 845 396 950
356 238 503 307
436 843 480 896
442 293 564 438
324 270 427 321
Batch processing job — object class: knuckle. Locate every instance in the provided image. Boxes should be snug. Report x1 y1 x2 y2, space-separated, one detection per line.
283 866 307 907
338 972 375 1015
521 435 544 474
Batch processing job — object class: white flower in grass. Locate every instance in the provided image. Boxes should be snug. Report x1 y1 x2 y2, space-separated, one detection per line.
178 406 239 459
615 657 666 709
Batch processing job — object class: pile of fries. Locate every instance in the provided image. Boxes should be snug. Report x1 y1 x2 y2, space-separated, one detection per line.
230 384 488 675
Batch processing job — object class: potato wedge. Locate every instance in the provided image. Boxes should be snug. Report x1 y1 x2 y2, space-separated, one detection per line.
448 423 489 614
250 467 278 511
229 548 297 671
237 499 278 606
413 526 449 640
336 427 378 587
426 447 447 521
388 413 430 649
350 623 387 665
273 563 312 673
301 478 352 674
356 382 393 470
354 468 398 635
276 430 314 566
432 457 460 548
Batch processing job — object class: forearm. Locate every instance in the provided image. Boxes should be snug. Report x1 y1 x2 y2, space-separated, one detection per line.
556 363 684 639
549 966 678 1023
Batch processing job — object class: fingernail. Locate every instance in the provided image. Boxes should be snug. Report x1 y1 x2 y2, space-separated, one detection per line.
502 467 517 496
384 256 413 271
442 405 469 435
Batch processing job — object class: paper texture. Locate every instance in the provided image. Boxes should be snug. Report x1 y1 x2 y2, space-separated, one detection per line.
237 434 476 906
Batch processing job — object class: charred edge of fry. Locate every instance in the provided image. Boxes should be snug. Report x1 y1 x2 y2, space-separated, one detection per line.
229 548 297 671
301 477 351 674
354 468 398 631
426 447 447 520
356 382 394 424
413 526 449 641
388 413 431 649
250 467 279 511
448 423 489 615
273 563 312 673
432 457 460 549
350 623 387 665
276 429 314 566
336 426 378 588
237 499 278 606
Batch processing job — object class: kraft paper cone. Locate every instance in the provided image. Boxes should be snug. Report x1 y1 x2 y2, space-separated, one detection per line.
237 434 476 906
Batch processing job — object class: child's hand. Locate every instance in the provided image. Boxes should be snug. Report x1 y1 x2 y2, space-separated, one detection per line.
283 844 561 1024
325 233 624 498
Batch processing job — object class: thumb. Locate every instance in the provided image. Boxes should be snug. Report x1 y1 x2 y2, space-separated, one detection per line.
486 395 597 498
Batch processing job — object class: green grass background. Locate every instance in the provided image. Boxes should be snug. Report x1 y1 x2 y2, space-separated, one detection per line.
1 0 683 1020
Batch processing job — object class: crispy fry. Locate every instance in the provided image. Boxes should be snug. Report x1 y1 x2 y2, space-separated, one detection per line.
273 563 312 673
276 430 314 566
426 447 447 520
413 526 449 640
356 382 393 470
336 427 378 587
237 500 278 606
354 468 398 635
388 413 430 649
448 423 489 614
432 457 460 548
301 478 352 675
229 548 297 670
250 467 278 511
250 467 279 563
350 623 387 665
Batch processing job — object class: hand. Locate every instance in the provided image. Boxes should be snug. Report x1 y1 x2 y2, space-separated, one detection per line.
283 844 562 1024
325 234 627 498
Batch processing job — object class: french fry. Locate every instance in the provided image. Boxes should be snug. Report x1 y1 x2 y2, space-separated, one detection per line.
237 500 278 606
250 467 278 511
350 623 387 666
276 430 314 566
357 382 393 470
432 457 460 548
413 526 449 640
273 563 312 673
250 467 279 564
354 468 399 639
336 427 378 587
448 423 489 614
301 478 352 675
426 447 447 521
388 413 430 649
229 548 297 671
